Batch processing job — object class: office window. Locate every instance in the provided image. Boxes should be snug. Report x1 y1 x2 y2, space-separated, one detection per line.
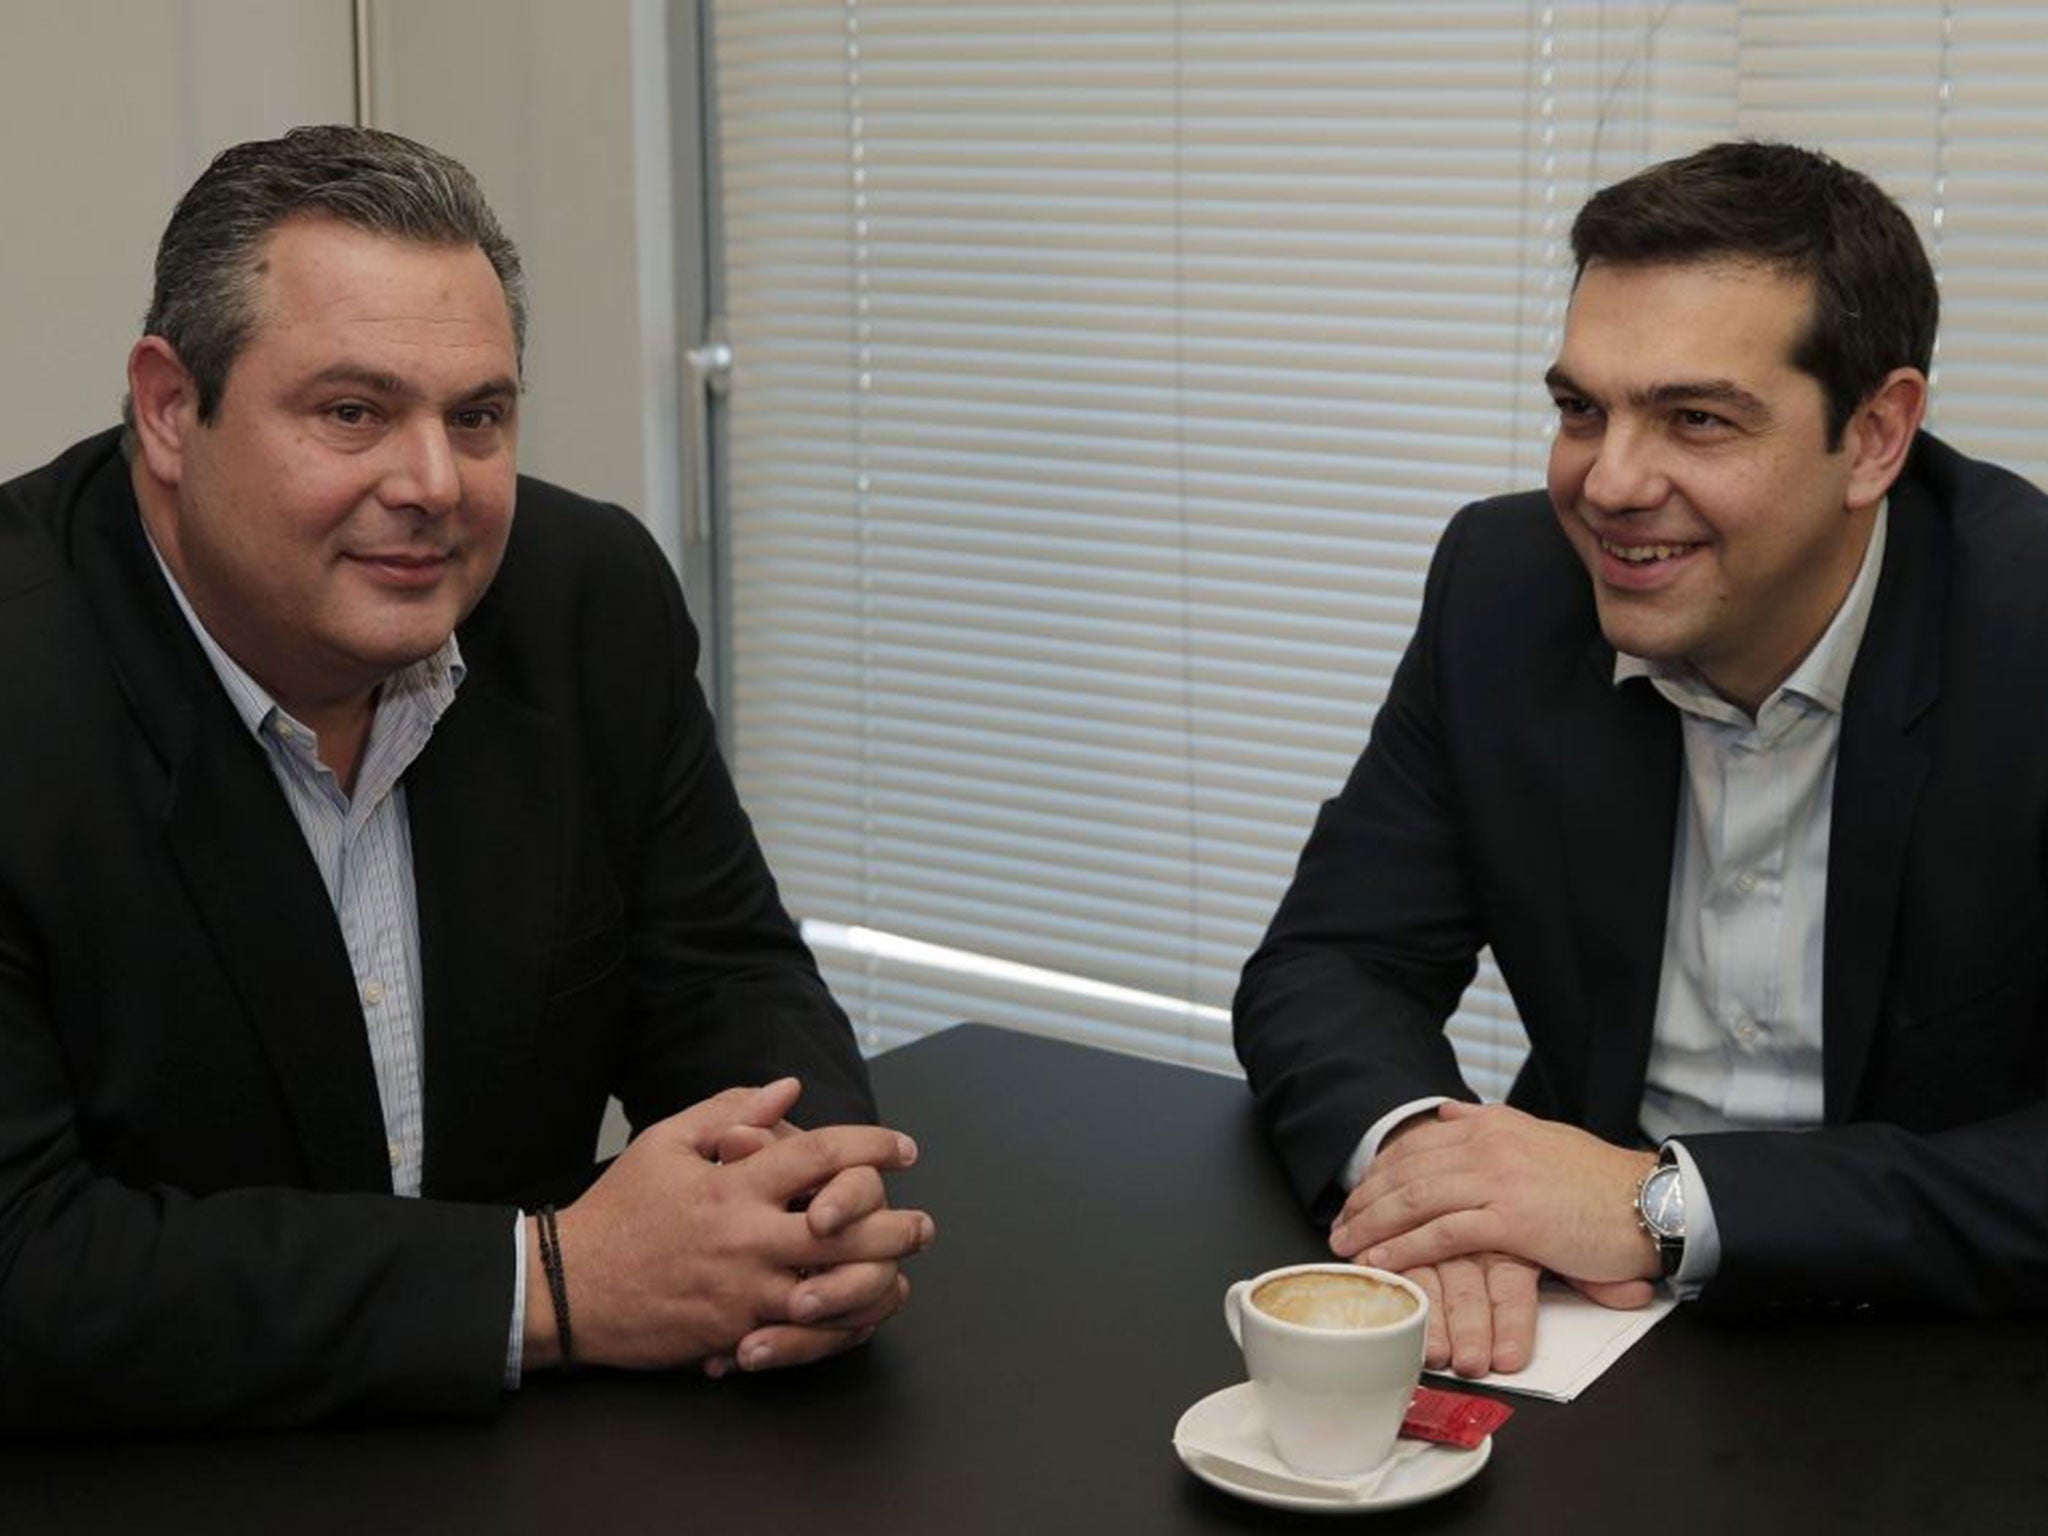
704 2 2048 1091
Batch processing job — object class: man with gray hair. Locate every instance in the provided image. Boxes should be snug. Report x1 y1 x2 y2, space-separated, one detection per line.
0 125 931 1432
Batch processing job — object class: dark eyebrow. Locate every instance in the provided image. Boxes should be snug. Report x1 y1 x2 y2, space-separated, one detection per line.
304 364 411 397
301 365 521 406
1638 379 1772 420
1542 366 1771 421
453 376 522 407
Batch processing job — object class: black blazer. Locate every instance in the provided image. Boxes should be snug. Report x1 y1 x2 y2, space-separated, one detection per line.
0 430 874 1432
1236 433 2048 1313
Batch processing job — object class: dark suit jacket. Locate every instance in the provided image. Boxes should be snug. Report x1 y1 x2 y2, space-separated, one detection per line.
0 429 874 1433
1235 432 2048 1313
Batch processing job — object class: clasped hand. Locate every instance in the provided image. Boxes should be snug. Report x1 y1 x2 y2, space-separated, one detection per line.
1328 1102 1660 1376
538 1077 934 1376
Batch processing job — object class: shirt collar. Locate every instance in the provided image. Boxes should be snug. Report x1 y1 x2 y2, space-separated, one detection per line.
142 526 466 742
1613 499 1888 721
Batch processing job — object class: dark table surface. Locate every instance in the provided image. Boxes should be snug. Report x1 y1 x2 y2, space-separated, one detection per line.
12 1023 2048 1533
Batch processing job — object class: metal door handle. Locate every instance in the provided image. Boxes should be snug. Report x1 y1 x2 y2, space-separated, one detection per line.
683 338 733 545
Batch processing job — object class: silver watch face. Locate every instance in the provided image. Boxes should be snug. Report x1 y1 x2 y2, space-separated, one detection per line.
1641 1163 1686 1239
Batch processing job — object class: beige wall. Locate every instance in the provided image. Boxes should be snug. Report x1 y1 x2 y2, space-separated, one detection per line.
0 0 354 471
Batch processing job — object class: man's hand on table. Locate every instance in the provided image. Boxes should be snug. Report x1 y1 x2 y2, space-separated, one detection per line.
1329 1103 1661 1376
702 1108 921 1377
524 1078 934 1376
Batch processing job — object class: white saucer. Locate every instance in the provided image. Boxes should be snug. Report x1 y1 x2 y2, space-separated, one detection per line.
1172 1381 1492 1514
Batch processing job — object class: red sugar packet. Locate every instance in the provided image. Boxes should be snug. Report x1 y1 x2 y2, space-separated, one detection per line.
1401 1384 1513 1448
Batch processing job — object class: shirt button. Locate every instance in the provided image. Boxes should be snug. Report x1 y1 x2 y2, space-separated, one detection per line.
1734 1019 1763 1050
387 1141 402 1169
361 978 386 1007
1735 871 1759 894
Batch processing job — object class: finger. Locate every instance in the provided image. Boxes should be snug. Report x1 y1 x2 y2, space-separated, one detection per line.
1435 1255 1496 1378
741 1124 918 1203
670 1078 805 1156
805 1165 887 1238
1331 1178 1375 1239
1404 1264 1452 1369
1329 1217 1368 1260
789 1267 910 1330
1356 1205 1505 1273
1570 1276 1658 1310
786 1260 900 1326
712 1124 778 1164
701 1353 737 1380
1328 1201 1373 1258
778 1205 935 1269
1483 1255 1541 1373
1329 1180 1377 1255
1334 1170 1497 1256
735 1321 880 1374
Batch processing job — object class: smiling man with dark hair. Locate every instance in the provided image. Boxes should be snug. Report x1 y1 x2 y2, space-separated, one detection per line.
1237 142 2048 1376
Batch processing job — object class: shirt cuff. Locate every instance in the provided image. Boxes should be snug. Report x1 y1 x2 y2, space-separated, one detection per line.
1341 1095 1456 1191
505 1212 527 1390
1662 1139 1721 1297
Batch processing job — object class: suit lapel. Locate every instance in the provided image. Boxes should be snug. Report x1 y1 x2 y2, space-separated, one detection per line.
405 636 562 1199
162 733 397 1190
77 457 393 1192
1823 483 1943 1120
1545 639 1682 1141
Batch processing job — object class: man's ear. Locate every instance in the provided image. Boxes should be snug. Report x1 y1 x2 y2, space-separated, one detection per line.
1842 366 1929 512
127 337 200 487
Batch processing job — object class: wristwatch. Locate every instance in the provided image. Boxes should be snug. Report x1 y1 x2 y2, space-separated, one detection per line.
1634 1147 1686 1278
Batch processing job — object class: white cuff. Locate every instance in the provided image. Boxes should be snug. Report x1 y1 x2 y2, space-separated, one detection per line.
1662 1139 1721 1297
505 1212 527 1389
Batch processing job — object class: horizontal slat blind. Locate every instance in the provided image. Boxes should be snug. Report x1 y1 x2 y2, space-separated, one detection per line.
708 2 2048 1098
1735 2 2048 483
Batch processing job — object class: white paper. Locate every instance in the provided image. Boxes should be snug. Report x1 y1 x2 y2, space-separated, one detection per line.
1423 1281 1678 1402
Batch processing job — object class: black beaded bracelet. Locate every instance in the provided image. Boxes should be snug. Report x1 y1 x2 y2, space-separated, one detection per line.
535 1204 575 1369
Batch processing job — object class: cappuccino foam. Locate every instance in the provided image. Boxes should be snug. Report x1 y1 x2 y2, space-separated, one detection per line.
1252 1271 1417 1330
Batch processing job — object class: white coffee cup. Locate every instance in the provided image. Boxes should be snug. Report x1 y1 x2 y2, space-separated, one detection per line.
1224 1262 1428 1478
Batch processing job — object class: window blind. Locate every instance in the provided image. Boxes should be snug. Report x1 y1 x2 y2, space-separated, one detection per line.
705 1 2048 1092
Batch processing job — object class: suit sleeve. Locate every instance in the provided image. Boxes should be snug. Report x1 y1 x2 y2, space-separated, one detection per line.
601 513 876 1135
1682 1097 2048 1313
0 938 514 1434
1233 509 1488 1222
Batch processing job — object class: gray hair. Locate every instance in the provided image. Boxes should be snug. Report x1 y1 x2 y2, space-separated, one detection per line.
124 124 526 439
